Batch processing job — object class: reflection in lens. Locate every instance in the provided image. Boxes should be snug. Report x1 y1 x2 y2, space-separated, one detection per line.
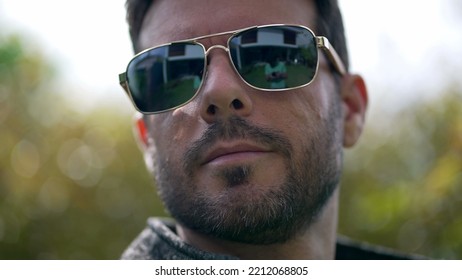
127 43 205 113
229 26 318 90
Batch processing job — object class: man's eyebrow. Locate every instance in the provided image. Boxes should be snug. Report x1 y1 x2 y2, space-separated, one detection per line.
139 25 207 50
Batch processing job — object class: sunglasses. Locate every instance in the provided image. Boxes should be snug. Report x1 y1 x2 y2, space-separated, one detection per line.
119 24 346 114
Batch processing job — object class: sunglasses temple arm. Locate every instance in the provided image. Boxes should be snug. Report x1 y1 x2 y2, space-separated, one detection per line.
119 72 131 95
316 37 347 76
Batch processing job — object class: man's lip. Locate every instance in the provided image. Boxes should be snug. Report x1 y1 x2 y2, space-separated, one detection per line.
201 142 271 165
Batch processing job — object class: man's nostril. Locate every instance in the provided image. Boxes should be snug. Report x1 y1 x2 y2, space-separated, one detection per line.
207 104 217 114
232 99 244 110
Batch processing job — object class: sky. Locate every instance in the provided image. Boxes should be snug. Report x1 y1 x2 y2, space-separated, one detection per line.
1 0 461 114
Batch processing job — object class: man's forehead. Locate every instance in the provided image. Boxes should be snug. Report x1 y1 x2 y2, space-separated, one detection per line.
138 0 317 50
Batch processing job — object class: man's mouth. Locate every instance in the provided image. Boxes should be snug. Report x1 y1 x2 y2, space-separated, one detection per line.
202 142 271 166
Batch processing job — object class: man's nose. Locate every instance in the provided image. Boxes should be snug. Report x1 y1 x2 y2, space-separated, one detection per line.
197 49 253 124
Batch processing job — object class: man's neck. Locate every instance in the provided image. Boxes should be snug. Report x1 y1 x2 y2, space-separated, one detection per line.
176 189 339 259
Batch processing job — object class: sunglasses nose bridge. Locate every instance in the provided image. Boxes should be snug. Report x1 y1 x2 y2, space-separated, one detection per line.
203 45 233 77
204 45 229 60
202 44 244 89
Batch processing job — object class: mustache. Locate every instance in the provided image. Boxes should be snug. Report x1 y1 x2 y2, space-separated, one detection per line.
183 116 292 172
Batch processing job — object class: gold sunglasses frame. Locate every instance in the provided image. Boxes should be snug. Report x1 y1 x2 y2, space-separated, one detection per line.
119 23 347 114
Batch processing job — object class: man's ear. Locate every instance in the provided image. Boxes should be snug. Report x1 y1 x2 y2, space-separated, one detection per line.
341 74 368 148
133 113 149 150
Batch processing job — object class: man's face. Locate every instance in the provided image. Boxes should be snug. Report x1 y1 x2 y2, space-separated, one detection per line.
138 0 346 244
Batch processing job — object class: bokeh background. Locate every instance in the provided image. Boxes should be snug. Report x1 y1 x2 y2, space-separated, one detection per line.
1 0 461 259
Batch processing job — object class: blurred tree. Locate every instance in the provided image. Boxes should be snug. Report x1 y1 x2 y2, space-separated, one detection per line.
0 34 162 259
339 88 462 259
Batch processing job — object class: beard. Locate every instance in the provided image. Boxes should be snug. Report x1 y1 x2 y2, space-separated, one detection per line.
149 107 342 245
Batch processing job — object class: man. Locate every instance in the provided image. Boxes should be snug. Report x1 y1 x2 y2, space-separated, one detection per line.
265 57 288 89
118 0 405 259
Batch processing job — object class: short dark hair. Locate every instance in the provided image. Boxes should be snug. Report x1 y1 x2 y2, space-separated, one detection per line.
124 0 349 71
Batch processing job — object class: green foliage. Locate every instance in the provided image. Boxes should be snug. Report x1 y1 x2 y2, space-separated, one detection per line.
340 90 462 259
0 35 163 259
0 33 461 259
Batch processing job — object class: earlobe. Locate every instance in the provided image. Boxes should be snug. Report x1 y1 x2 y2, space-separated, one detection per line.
341 74 368 148
134 113 149 150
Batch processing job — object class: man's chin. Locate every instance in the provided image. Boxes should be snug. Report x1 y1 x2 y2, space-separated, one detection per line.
165 180 312 244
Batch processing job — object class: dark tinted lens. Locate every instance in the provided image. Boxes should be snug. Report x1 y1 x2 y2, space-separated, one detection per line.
229 25 318 90
126 43 205 113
